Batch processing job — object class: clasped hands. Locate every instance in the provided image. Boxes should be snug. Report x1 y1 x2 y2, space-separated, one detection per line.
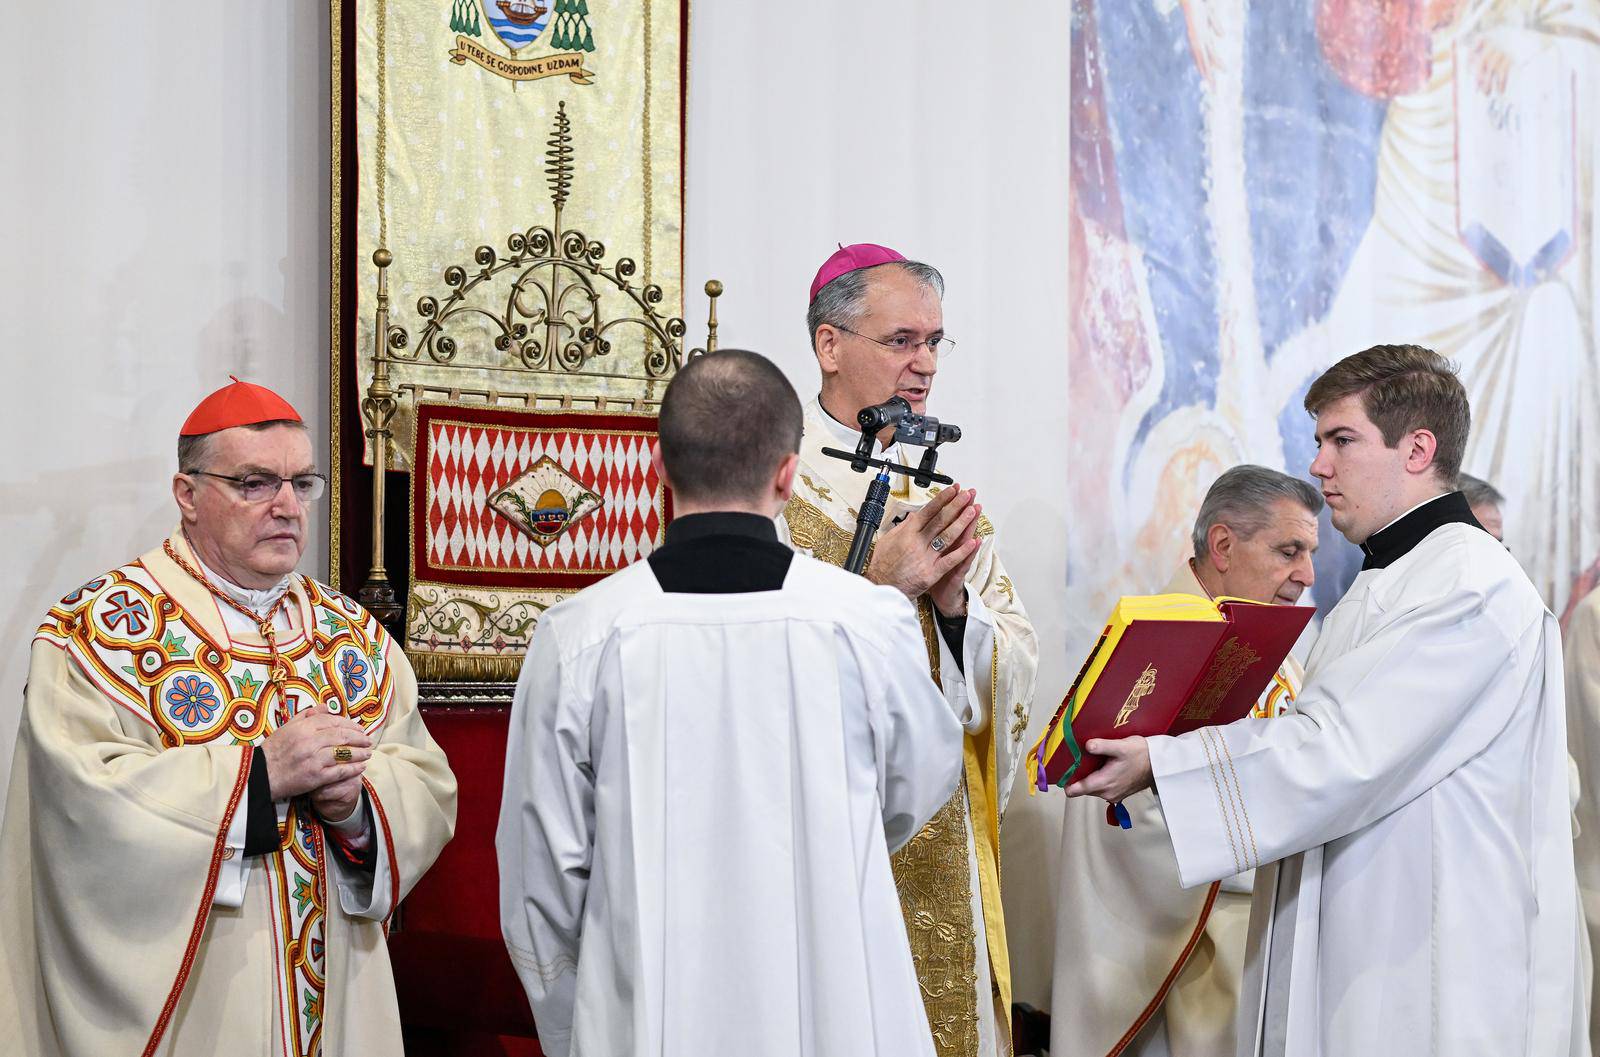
865 481 984 617
259 708 374 824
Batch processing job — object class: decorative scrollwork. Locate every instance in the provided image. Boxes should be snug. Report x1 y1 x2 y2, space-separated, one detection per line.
377 100 706 382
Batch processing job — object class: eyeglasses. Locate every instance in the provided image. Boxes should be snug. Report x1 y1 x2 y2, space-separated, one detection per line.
835 325 956 359
193 471 327 503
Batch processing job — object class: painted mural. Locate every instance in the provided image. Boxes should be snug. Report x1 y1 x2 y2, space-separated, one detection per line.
1068 0 1600 633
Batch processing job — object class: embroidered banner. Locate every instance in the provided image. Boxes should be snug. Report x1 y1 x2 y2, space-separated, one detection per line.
406 401 670 677
447 34 597 82
347 0 681 463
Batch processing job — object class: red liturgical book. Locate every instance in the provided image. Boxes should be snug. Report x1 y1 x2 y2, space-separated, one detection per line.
1027 594 1313 792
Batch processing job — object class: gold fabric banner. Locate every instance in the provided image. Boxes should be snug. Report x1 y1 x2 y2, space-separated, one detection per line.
352 0 683 466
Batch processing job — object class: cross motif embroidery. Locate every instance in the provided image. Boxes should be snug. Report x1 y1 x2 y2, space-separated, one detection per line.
103 590 151 636
800 473 833 502
1009 702 1027 743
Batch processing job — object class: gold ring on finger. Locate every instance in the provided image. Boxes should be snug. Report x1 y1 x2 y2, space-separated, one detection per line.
333 745 353 763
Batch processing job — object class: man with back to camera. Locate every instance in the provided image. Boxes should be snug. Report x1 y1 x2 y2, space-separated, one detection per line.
1069 344 1579 1056
496 348 966 1057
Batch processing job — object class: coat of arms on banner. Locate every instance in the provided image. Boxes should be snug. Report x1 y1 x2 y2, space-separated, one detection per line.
489 456 604 546
447 0 597 84
413 403 665 589
406 402 671 679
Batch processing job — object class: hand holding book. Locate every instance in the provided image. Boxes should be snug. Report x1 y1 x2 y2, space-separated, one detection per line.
1026 593 1312 808
1064 736 1152 804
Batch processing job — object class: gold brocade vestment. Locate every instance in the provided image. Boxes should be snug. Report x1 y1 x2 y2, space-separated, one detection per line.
778 399 1039 1057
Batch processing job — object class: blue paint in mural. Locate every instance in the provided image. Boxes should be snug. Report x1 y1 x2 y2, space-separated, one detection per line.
1092 0 1385 485
1244 3 1386 359
1091 0 1219 456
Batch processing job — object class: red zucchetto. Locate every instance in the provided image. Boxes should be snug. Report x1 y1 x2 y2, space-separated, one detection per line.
180 376 303 436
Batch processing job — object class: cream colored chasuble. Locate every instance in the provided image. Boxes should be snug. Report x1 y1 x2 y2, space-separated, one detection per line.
1051 563 1304 1057
0 534 457 1057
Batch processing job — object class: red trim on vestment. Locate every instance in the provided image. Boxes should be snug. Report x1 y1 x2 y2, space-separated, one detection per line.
141 745 253 1057
1104 880 1222 1057
362 775 401 935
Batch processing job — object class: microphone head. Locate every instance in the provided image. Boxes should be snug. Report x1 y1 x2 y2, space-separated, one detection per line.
857 395 911 432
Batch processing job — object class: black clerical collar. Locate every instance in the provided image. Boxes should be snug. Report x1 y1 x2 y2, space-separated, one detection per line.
650 512 790 593
663 511 779 547
1359 491 1484 571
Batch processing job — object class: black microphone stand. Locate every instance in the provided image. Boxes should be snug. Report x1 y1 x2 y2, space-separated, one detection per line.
821 429 953 576
843 467 892 575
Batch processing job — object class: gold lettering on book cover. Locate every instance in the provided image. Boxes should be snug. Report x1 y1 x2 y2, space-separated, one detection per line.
1179 637 1260 725
1115 664 1158 728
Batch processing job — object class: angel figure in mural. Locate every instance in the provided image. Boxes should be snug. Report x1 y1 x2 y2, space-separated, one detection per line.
1069 0 1600 621
1275 0 1600 619
1064 0 1386 623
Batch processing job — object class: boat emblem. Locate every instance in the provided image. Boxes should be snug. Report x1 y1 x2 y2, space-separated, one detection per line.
446 0 597 83
489 455 604 546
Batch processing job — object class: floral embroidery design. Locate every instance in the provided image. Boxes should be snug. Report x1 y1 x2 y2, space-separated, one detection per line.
165 675 220 727
338 650 370 699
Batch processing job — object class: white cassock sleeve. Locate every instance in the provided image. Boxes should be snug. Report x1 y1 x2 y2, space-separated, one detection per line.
1149 579 1536 888
1567 591 1600 1038
212 797 251 907
497 619 591 1057
870 592 967 852
325 796 395 918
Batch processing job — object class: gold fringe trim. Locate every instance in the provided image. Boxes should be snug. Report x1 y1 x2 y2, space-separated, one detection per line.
406 649 524 682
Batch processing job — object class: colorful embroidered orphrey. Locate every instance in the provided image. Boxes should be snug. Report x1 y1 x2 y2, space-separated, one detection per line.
777 397 1040 1057
0 534 457 1057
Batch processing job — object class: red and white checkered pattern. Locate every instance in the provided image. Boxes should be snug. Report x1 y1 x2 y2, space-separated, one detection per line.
424 421 663 573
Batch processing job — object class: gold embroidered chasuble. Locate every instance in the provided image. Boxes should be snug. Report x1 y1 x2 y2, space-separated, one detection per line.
778 399 1040 1057
0 535 457 1057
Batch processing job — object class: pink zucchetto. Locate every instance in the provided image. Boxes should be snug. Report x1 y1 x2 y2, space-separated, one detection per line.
808 243 907 303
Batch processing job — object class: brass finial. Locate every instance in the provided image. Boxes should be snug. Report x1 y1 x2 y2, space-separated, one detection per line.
704 278 722 354
373 248 393 268
546 101 574 213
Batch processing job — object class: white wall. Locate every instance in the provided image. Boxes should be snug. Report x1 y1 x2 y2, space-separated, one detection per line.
0 2 332 803
686 0 1074 1007
0 0 1073 1010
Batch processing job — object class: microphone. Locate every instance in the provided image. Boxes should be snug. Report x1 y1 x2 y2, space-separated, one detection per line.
856 396 912 433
